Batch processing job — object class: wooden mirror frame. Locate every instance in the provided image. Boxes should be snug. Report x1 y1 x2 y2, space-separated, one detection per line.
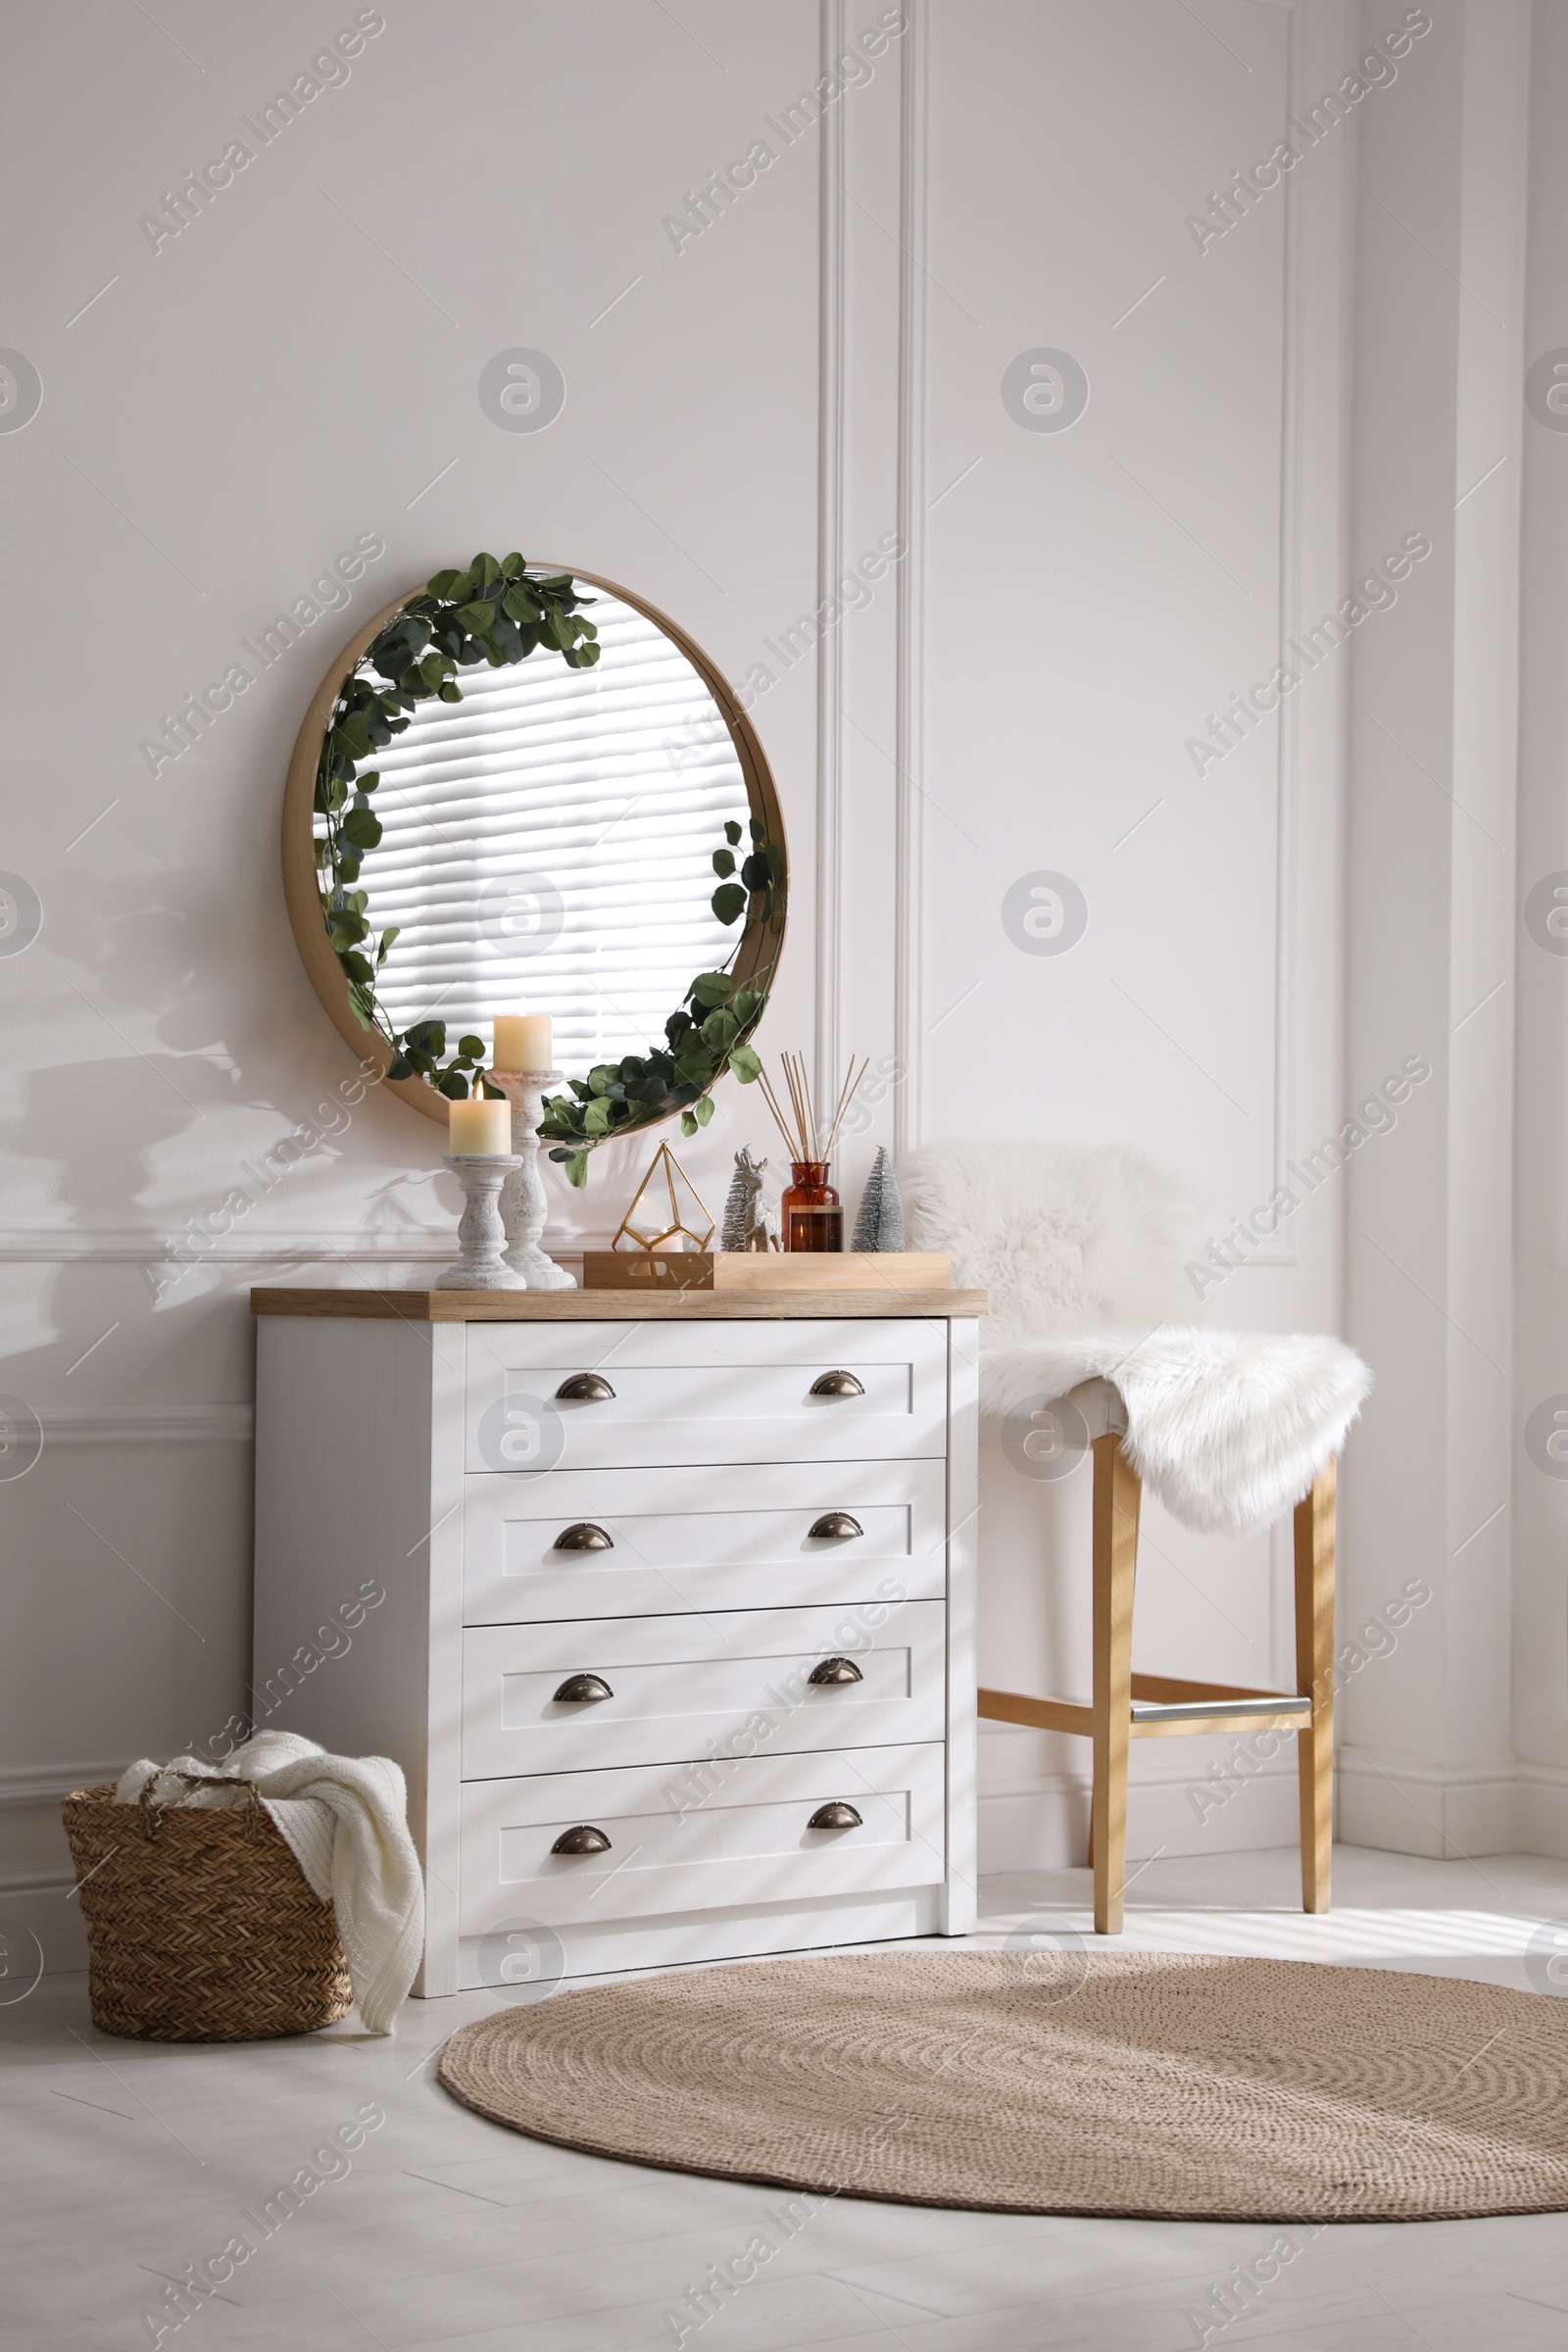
282 565 787 1127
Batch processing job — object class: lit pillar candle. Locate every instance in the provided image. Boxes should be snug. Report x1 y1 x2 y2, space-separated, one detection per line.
493 1011 553 1071
448 1095 513 1154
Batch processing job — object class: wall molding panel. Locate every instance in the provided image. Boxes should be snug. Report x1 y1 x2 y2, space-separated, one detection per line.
0 1229 454 1263
33 1407 254 1446
0 1764 128 1812
814 0 847 1116
892 0 928 1159
1264 0 1311 1246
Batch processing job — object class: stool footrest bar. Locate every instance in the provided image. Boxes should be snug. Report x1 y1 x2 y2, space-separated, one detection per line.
1130 1691 1313 1725
980 1685 1314 1736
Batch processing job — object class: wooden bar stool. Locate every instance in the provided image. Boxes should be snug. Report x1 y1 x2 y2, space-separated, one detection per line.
979 1382 1336 1934
900 1141 1366 1935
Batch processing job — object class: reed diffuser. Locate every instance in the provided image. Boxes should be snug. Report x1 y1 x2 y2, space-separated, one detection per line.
754 1053 868 1253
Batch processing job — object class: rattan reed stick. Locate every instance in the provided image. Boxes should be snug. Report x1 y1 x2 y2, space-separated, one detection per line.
822 1055 870 1160
782 1055 811 1158
822 1055 861 1158
796 1053 821 1158
756 1069 802 1159
756 1053 870 1168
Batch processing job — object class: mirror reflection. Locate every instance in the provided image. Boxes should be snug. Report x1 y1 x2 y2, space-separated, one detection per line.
355 586 752 1074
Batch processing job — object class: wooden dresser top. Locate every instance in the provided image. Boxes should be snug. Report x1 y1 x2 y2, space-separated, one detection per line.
250 1286 988 1322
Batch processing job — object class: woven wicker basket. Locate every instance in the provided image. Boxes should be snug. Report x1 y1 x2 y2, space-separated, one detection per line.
62 1773 353 2041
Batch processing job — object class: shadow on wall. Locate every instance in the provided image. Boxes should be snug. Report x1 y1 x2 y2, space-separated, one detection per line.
0 1050 239 1403
0 847 423 1399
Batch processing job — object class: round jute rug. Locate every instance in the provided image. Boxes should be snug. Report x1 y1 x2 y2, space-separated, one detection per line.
438 1948 1568 2221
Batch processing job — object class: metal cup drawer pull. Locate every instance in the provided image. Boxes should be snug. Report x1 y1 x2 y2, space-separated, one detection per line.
556 1372 615 1402
808 1511 863 1542
554 1522 614 1552
551 1824 612 1855
808 1656 863 1687
808 1801 862 1830
553 1673 613 1704
809 1369 864 1399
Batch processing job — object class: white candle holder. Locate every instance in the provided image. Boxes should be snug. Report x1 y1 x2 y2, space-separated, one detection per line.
487 1069 578 1291
434 1154 527 1291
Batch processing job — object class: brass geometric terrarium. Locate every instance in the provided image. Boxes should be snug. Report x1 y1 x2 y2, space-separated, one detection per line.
611 1141 714 1254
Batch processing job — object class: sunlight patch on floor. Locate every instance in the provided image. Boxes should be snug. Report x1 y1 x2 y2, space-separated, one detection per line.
974 1905 1560 1966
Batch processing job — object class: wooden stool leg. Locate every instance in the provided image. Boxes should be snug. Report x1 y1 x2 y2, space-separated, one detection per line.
1294 1457 1336 1913
1092 1435 1141 1934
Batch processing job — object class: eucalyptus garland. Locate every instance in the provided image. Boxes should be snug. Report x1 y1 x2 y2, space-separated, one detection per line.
314 552 599 1094
313 552 780 1186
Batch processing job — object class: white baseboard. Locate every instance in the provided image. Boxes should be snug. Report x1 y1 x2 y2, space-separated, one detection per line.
0 1872 88 1979
1337 1746 1519 1858
1515 1760 1568 1860
983 1745 1568 1872
979 1748 1304 1873
0 1766 115 1976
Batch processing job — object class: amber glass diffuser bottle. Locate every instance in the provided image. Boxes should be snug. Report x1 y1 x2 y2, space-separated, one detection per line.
782 1160 843 1252
757 1052 867 1254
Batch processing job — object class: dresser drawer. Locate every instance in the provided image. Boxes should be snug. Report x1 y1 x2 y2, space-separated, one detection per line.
463 1319 948 1471
462 1458 947 1623
460 1598 945 1780
458 1742 946 1930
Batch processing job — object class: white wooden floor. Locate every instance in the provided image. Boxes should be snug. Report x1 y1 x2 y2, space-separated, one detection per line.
9 1844 1568 2351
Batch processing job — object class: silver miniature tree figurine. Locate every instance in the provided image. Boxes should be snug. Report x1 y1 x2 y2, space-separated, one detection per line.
851 1147 905 1251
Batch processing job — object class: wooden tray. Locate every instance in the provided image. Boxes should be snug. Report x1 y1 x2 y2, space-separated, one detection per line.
580 1250 953 1294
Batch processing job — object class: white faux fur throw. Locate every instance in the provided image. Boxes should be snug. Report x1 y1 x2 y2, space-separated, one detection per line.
982 1331 1370 1538
902 1141 1371 1538
117 1731 423 2034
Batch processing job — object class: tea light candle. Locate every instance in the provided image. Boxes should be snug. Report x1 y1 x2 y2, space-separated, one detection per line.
493 1010 552 1072
449 1094 513 1154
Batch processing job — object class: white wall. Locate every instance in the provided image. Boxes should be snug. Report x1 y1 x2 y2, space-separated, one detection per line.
0 0 828 1962
1339 0 1531 1859
912 0 1363 1869
1 0 1556 1961
1512 0 1568 1856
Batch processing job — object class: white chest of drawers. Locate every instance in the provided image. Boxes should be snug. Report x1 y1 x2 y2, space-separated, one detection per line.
251 1286 983 1994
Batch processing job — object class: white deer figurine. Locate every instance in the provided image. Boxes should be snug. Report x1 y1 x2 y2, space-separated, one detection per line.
721 1147 781 1252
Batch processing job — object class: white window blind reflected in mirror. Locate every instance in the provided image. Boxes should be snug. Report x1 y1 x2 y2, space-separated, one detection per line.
360 589 751 1073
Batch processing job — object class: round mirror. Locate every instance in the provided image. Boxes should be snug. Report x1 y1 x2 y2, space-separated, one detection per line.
283 557 786 1171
